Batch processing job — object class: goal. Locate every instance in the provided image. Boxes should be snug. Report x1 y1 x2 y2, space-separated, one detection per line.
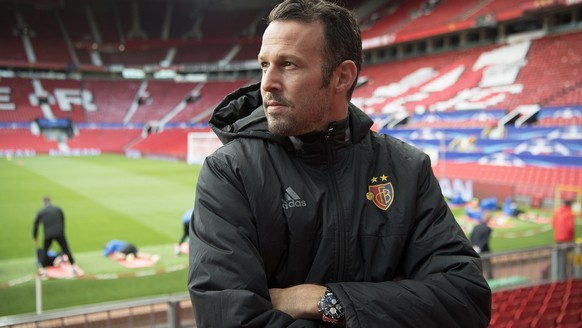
187 131 222 165
554 184 581 214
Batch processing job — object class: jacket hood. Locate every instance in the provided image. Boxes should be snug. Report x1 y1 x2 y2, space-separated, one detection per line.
209 82 374 149
209 82 272 145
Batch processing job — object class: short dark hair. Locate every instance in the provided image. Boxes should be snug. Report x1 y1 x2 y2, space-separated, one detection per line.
267 0 362 99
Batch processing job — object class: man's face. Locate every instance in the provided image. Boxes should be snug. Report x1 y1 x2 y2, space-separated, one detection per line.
258 20 333 136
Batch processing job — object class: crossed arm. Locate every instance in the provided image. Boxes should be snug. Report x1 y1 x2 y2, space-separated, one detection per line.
269 284 346 327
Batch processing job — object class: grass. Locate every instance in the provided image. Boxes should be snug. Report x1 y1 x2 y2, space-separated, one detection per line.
0 155 200 259
0 154 200 316
0 268 187 316
452 207 557 251
0 154 580 317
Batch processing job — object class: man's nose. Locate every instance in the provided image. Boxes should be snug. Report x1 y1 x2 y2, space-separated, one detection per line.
261 67 281 93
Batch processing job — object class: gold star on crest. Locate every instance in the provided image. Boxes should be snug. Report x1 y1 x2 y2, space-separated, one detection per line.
380 174 388 181
371 177 378 183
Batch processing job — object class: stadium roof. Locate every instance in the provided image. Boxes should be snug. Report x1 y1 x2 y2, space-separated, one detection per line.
0 0 283 11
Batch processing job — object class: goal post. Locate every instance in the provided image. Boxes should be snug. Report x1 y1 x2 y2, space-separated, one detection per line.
187 132 222 165
554 184 582 214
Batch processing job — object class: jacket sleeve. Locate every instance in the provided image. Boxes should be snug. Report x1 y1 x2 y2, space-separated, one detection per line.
60 208 65 230
33 212 41 239
188 150 301 328
329 155 491 328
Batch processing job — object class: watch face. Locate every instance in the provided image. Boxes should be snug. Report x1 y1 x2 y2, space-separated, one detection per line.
320 291 344 319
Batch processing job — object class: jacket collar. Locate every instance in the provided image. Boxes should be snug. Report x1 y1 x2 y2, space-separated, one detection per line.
209 82 373 159
289 115 352 163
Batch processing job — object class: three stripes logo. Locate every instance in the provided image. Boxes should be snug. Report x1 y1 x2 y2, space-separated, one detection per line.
281 187 307 209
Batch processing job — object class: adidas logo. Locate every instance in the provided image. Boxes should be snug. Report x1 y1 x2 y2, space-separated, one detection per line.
281 187 307 209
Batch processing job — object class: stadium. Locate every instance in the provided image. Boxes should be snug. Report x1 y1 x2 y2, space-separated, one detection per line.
0 0 581 326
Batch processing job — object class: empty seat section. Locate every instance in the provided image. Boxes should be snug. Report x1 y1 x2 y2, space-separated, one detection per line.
38 79 86 123
82 79 141 123
67 128 142 153
0 128 58 153
472 0 535 22
20 5 73 65
0 3 28 63
129 128 206 159
491 279 582 328
169 80 253 124
400 0 481 39
0 78 40 123
433 162 582 200
128 80 198 124
501 31 582 111
361 0 423 40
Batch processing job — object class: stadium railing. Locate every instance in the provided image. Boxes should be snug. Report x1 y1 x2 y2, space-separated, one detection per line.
1 243 580 327
0 293 194 328
482 242 581 290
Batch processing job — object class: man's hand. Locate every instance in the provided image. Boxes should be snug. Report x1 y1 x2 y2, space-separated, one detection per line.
269 284 325 320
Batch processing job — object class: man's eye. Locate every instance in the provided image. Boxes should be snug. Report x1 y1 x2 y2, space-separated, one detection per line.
283 61 293 67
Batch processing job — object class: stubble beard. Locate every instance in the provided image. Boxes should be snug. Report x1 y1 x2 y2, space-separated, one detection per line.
266 109 298 136
264 86 329 137
264 93 295 136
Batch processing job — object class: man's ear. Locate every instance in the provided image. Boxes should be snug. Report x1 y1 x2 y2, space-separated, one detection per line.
334 60 357 94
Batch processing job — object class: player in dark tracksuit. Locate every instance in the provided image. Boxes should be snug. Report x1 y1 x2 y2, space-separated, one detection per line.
33 196 76 268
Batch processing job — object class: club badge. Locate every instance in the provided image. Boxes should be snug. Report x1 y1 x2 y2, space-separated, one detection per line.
366 175 394 211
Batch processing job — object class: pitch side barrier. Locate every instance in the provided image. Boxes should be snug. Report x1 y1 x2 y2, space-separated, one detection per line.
0 294 195 328
482 242 582 290
2 243 581 327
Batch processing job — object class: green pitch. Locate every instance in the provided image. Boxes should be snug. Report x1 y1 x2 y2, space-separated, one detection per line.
0 154 579 317
0 154 200 316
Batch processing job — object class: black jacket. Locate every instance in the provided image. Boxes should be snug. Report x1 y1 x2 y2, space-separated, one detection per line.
470 222 492 253
188 83 491 327
33 205 65 240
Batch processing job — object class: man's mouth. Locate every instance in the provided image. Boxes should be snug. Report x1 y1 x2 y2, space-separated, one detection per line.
266 101 285 108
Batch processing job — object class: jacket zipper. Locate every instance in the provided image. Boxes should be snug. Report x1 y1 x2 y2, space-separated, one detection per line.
325 126 346 282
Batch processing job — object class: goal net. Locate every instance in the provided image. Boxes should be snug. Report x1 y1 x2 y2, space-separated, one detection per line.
555 184 581 214
187 132 222 165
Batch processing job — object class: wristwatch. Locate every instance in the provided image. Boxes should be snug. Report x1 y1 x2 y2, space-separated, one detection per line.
318 286 345 324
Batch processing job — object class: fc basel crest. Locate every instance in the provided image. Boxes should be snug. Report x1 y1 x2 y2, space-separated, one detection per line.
366 175 394 211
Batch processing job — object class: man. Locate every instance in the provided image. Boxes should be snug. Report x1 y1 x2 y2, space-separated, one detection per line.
175 207 194 255
33 196 77 272
188 0 491 327
551 199 575 280
471 211 493 255
103 239 160 263
553 199 575 244
471 210 493 278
